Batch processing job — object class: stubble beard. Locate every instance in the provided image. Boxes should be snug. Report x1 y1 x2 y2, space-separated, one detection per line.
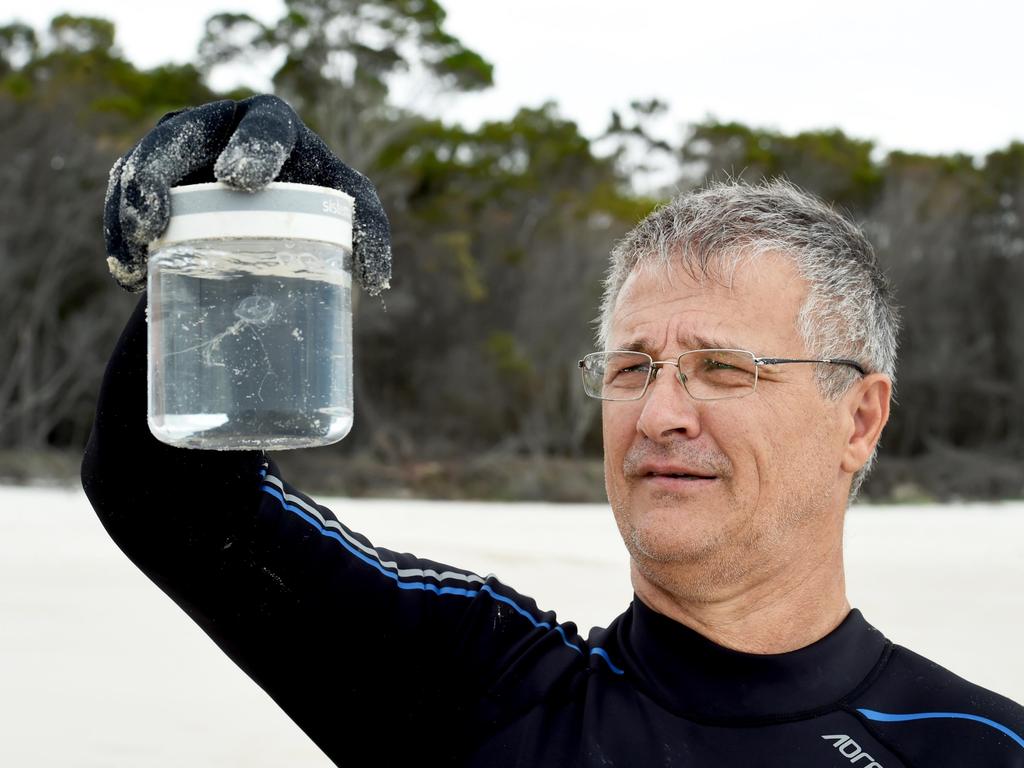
615 489 755 604
606 482 744 604
610 469 835 605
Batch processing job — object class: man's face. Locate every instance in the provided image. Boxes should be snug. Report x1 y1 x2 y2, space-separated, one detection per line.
603 254 851 598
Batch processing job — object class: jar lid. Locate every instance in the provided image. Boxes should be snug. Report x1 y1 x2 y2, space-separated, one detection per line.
150 182 354 249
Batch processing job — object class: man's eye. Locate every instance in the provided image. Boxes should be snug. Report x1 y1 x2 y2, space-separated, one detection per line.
704 359 736 371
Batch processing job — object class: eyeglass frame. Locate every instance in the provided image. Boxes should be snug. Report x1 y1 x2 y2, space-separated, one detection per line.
577 349 867 402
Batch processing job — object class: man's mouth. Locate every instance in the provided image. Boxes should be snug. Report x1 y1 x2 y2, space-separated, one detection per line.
646 472 715 480
636 461 718 480
626 457 726 488
638 466 720 487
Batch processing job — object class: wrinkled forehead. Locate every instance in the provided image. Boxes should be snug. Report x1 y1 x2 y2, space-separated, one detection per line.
609 250 810 349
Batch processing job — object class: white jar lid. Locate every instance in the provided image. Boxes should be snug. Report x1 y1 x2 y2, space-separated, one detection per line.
150 181 353 249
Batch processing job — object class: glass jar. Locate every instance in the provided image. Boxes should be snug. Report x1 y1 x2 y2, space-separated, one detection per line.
147 182 354 450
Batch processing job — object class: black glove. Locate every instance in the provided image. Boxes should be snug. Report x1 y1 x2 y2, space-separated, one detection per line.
103 94 392 296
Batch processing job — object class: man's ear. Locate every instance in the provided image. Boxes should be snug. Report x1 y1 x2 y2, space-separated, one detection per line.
840 374 892 474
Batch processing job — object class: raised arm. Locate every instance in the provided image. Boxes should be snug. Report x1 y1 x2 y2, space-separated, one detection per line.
81 98 587 764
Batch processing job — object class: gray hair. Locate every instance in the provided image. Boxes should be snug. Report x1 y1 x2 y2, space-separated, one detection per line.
598 178 900 498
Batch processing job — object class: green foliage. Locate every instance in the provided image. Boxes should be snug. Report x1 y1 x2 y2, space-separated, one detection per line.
48 14 116 53
600 98 674 184
431 47 493 91
198 13 274 67
197 0 493 114
0 22 37 76
683 120 882 211
1 14 214 137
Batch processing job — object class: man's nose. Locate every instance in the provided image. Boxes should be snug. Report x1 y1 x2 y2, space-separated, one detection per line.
635 365 702 441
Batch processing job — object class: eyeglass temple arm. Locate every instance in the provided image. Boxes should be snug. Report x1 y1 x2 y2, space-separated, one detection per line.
755 357 867 375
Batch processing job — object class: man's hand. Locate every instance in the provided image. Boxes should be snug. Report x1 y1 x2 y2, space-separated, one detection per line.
104 94 392 296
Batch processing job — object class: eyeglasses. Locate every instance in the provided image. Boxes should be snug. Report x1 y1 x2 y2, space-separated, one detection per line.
578 349 866 401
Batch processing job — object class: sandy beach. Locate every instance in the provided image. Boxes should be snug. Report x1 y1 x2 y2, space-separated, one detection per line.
2 485 1021 766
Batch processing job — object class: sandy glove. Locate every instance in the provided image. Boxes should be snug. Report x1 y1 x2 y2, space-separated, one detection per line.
103 94 391 296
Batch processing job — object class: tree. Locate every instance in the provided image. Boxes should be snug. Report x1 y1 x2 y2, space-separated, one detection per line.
198 0 493 170
681 120 882 213
362 104 653 459
0 96 133 448
0 22 37 80
0 16 214 450
596 98 677 192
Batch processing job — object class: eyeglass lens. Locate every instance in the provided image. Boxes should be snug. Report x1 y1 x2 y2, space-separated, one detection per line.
582 350 758 401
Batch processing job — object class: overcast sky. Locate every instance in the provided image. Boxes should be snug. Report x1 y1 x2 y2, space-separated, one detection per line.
10 0 1024 159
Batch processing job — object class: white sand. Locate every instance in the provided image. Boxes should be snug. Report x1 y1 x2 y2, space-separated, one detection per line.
1 485 1021 766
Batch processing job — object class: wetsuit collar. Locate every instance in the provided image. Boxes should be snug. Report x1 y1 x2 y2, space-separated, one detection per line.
621 597 888 722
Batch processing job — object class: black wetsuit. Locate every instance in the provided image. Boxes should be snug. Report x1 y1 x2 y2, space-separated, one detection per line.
83 298 1024 767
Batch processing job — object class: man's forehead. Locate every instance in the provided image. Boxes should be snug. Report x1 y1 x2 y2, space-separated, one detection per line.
608 254 808 351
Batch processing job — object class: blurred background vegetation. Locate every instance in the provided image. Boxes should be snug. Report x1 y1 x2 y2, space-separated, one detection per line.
3 2 1024 502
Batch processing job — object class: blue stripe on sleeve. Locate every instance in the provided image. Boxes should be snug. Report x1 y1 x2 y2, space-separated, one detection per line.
857 708 1024 750
257 477 625 675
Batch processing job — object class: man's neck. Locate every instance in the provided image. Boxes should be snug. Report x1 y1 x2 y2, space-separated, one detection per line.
631 542 850 654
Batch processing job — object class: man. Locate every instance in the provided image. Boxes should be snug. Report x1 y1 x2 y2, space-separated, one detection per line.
84 95 1024 766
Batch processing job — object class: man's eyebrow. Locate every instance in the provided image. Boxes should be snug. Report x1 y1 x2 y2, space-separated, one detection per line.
617 339 653 353
687 334 745 351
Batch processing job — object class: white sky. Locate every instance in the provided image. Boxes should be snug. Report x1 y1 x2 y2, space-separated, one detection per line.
10 0 1024 159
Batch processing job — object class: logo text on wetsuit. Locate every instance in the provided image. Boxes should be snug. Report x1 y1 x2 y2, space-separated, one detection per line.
821 734 885 767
